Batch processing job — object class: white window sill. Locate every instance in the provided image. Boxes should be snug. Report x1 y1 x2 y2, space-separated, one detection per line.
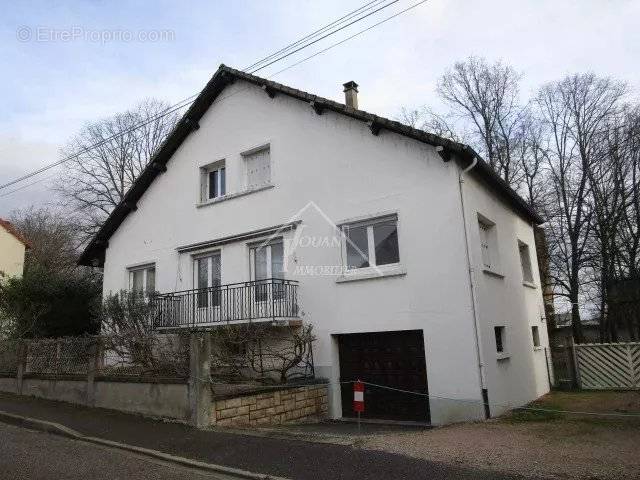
522 281 537 289
196 184 275 208
496 352 511 361
482 268 505 279
336 264 407 284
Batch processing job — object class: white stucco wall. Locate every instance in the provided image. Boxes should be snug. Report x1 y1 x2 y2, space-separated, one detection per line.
102 79 547 424
462 172 551 416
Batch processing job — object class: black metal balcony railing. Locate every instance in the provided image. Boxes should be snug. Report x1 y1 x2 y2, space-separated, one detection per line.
151 279 299 329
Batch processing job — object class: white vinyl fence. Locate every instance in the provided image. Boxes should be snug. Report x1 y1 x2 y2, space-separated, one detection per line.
574 342 640 390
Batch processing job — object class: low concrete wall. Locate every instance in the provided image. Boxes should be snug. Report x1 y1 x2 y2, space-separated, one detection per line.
94 380 189 420
212 384 328 427
22 377 87 405
0 376 17 394
0 375 189 421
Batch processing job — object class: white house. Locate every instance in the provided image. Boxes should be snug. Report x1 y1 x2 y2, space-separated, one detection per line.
79 65 550 425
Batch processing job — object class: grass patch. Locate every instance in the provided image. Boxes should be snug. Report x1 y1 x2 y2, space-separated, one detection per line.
508 403 566 423
504 391 640 426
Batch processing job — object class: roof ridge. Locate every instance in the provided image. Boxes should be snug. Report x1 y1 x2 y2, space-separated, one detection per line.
78 65 542 266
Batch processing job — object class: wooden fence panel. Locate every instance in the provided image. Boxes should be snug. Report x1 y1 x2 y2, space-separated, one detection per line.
574 342 640 390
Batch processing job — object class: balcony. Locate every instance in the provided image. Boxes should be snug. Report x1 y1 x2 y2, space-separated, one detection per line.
151 279 300 329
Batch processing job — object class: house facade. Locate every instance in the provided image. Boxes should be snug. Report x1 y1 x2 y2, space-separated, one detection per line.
0 218 29 279
80 66 550 425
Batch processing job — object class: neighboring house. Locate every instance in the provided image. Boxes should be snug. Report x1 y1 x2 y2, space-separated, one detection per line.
0 218 29 279
551 312 635 345
79 65 550 425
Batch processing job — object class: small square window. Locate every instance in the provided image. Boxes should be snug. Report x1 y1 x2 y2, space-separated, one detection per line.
519 240 534 283
343 215 400 270
494 326 506 353
200 161 226 202
531 325 541 347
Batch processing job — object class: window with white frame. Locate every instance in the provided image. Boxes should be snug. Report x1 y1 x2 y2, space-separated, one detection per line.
478 215 497 270
531 325 541 347
249 239 284 301
519 240 534 283
343 215 400 270
129 264 156 295
200 161 226 202
243 147 271 190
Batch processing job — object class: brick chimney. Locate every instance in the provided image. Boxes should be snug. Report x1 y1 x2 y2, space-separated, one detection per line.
343 81 359 109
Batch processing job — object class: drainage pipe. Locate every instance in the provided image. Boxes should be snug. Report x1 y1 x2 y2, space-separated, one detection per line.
457 156 490 418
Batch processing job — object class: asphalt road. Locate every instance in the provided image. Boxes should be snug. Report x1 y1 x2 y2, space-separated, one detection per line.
0 423 240 480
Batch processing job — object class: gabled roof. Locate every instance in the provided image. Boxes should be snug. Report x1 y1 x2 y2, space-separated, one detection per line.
0 218 30 248
78 64 543 267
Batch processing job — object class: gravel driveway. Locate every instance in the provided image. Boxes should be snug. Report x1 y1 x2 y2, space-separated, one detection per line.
361 392 640 480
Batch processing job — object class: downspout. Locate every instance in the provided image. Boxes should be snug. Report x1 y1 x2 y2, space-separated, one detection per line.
457 156 491 419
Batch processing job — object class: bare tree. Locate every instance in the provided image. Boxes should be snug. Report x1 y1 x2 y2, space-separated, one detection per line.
536 73 627 342
397 107 464 143
437 56 526 187
55 99 179 240
10 207 80 273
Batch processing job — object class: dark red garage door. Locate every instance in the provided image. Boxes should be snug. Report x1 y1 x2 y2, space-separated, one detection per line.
338 330 429 422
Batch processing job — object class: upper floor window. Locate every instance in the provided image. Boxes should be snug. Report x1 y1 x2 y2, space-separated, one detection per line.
129 264 155 295
200 160 226 202
477 215 497 270
518 240 534 283
343 215 400 270
243 147 271 190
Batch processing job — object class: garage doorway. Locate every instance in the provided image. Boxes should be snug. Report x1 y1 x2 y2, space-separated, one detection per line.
338 330 430 422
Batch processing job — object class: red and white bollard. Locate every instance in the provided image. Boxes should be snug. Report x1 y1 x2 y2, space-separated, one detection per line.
353 380 364 432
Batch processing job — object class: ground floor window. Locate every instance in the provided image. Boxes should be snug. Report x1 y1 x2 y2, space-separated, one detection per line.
128 264 155 295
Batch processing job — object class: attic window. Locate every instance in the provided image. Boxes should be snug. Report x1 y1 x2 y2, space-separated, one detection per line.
243 146 271 190
200 160 226 202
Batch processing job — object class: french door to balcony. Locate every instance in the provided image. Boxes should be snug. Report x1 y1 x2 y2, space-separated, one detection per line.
250 241 285 318
194 252 221 324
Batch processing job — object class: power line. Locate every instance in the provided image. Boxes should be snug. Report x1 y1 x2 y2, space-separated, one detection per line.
0 95 197 191
271 0 429 78
243 0 386 72
248 0 399 74
0 0 426 196
0 0 395 193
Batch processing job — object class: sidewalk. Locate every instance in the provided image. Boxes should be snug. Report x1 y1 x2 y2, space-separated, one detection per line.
0 392 533 480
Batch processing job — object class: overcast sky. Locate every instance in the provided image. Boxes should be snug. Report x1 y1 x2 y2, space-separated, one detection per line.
1 0 638 216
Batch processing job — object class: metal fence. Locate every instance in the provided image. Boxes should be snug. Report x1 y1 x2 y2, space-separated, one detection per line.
574 342 640 390
25 336 95 375
0 334 190 379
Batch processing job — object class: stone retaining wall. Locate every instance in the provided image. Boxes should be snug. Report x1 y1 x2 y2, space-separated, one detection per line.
212 384 328 426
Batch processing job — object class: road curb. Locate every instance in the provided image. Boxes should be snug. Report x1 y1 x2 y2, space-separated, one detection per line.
0 410 289 480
